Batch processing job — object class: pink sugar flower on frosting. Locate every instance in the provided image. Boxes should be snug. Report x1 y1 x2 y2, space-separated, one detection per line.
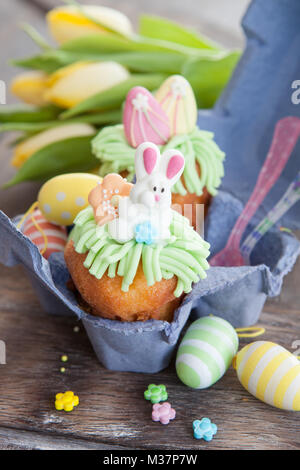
152 402 176 425
88 173 133 226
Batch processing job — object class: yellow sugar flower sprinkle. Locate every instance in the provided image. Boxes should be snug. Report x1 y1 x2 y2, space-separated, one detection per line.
55 391 79 412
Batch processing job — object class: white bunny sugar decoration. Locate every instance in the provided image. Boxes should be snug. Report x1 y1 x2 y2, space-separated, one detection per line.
108 142 185 244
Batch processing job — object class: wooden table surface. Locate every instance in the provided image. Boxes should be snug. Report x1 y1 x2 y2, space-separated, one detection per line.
0 0 299 451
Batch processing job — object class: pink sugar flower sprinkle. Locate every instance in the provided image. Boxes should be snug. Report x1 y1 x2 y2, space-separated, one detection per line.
152 402 176 425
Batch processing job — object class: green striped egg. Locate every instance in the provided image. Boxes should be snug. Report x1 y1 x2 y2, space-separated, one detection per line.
176 316 239 389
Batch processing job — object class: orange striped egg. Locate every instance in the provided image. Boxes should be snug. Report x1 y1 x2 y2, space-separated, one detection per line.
23 209 67 259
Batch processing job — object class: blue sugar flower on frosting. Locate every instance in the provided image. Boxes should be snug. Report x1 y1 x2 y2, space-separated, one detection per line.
134 221 158 245
193 418 217 441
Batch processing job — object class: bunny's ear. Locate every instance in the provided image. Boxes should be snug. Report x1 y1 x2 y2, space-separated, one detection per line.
135 142 160 180
160 149 185 186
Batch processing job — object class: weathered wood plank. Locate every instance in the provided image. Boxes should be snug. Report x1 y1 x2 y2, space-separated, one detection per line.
0 264 299 450
0 426 132 450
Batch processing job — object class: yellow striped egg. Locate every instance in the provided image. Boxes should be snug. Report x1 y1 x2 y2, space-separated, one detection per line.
38 173 101 226
233 341 300 411
155 75 198 136
176 316 239 389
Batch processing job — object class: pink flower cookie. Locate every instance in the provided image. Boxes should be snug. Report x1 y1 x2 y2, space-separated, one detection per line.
88 173 133 226
152 402 176 425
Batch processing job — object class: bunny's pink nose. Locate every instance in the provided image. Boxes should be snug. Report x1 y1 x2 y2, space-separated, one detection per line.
155 195 160 202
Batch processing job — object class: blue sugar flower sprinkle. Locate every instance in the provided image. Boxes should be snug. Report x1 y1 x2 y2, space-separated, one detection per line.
134 221 158 245
193 418 217 441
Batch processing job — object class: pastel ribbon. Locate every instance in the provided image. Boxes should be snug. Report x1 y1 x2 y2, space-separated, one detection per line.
210 116 300 267
241 172 300 264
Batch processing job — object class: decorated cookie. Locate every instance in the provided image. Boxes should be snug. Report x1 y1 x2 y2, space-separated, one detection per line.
155 75 198 136
176 316 239 389
38 173 102 226
233 341 300 411
123 86 171 148
23 209 67 259
88 173 133 226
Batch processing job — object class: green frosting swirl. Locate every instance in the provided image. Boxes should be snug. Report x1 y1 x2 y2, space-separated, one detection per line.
92 125 225 197
70 206 210 297
164 128 225 196
92 125 135 181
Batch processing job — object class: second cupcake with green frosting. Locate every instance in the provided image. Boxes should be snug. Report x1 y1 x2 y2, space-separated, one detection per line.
92 75 225 229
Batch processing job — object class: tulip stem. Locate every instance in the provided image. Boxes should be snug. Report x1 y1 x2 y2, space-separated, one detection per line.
20 23 51 51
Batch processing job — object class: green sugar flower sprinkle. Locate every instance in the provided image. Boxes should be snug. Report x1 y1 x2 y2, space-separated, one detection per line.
91 124 225 197
144 384 168 404
70 206 210 297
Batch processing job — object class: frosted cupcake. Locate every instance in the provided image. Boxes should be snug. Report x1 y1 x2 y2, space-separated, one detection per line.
92 75 225 228
65 142 210 322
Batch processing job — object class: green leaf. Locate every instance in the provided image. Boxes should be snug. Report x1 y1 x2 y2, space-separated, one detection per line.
139 15 219 51
14 49 187 75
0 109 122 133
0 105 60 123
12 53 65 74
4 135 98 187
60 73 167 119
110 51 186 74
183 51 241 108
60 32 200 56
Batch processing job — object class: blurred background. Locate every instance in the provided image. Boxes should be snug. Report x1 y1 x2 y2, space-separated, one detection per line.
0 0 251 214
1 0 251 98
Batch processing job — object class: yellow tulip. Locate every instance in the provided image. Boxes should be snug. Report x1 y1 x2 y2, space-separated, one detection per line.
12 123 95 168
47 5 133 44
10 71 49 106
44 61 130 109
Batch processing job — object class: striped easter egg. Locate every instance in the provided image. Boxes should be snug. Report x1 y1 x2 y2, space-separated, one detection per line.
176 316 239 389
123 86 170 148
155 75 198 136
23 209 67 259
233 341 300 411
